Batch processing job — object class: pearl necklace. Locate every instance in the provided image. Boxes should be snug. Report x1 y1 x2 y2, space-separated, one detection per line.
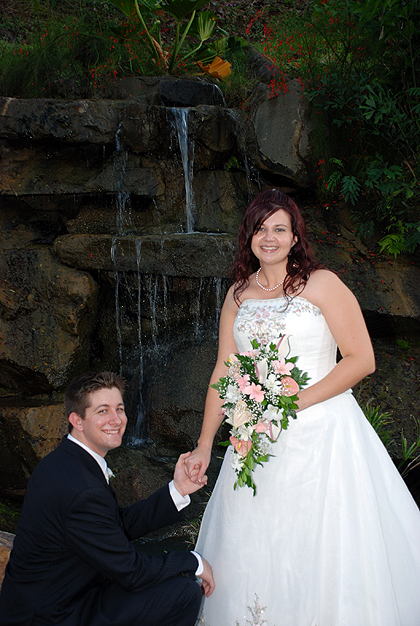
255 268 285 292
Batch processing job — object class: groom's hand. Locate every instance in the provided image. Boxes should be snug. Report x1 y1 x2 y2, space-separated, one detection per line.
173 452 208 496
199 557 215 597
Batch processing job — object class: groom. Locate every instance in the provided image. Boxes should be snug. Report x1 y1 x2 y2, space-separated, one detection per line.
0 371 213 626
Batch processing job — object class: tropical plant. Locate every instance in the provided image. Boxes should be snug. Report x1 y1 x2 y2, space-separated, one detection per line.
105 0 226 73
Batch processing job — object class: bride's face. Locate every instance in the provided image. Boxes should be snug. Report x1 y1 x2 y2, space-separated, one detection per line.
251 209 297 266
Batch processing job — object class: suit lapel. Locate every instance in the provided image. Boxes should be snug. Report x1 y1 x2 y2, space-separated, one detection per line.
59 436 109 488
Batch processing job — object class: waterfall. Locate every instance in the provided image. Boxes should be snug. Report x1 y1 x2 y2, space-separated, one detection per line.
110 237 123 374
227 109 257 201
170 108 196 233
194 278 204 339
125 238 146 445
115 125 132 235
214 277 223 327
145 275 159 351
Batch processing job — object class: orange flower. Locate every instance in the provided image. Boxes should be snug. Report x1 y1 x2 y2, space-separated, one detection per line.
197 56 231 80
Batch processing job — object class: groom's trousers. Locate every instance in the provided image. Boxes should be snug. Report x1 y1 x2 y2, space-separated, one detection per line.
32 574 202 626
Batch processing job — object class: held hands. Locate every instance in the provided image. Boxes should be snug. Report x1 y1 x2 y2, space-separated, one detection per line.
173 452 208 496
184 446 211 486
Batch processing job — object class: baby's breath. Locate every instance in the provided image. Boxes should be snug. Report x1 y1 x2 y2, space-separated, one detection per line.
211 336 309 495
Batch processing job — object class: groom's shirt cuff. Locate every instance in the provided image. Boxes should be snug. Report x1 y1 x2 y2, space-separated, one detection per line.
168 482 202 575
169 480 191 511
191 551 203 576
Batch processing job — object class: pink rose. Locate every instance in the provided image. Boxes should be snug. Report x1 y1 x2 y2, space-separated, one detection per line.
230 436 253 458
281 376 300 397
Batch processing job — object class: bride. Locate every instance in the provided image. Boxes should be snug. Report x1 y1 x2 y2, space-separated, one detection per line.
186 190 420 626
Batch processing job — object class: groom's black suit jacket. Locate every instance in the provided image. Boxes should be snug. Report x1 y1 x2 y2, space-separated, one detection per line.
0 436 198 626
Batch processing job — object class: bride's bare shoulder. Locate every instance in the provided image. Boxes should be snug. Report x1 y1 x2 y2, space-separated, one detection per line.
307 268 342 288
301 269 350 307
225 276 258 307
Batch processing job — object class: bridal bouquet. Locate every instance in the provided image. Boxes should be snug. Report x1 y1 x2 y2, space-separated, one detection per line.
211 336 309 495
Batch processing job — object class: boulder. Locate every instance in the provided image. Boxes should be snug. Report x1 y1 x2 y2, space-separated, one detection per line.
145 339 218 448
0 247 98 393
0 97 121 143
250 78 313 187
0 404 67 497
53 233 235 276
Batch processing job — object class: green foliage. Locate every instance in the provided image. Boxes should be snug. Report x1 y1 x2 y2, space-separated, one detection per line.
259 0 420 257
364 403 394 449
0 5 153 97
364 403 420 479
105 0 224 73
0 0 232 96
0 498 21 534
398 419 420 479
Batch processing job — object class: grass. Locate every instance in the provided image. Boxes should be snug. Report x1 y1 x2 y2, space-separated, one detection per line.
0 498 21 534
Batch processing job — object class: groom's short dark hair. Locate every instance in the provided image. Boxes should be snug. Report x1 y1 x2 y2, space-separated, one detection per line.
64 372 126 431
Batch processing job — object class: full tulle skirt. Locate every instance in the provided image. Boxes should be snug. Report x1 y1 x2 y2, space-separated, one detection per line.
196 392 420 626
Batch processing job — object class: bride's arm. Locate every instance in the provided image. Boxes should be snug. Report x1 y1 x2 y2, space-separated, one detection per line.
296 270 375 411
185 287 239 483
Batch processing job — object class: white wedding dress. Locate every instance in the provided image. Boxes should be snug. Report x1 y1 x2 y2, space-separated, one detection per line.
196 297 420 626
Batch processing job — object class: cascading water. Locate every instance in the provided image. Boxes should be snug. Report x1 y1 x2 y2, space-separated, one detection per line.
227 109 258 202
110 237 123 374
129 238 146 444
107 107 236 448
194 278 204 339
170 108 195 233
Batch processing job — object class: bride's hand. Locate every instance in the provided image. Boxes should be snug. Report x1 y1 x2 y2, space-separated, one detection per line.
185 445 211 485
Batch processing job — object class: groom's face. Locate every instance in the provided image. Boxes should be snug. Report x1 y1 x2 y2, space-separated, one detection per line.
70 386 127 457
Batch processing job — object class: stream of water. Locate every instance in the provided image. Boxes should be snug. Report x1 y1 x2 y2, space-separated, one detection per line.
170 108 195 233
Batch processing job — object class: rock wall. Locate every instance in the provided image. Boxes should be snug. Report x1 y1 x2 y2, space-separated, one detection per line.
0 79 419 498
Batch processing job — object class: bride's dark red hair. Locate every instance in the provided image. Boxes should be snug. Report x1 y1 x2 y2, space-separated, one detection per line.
231 190 323 303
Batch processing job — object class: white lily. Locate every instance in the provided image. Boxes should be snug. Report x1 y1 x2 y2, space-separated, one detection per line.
268 421 282 442
276 335 292 360
255 358 268 383
265 373 282 395
262 404 283 422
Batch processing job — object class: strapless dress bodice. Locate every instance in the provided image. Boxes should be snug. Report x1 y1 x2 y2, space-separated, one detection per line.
234 297 337 386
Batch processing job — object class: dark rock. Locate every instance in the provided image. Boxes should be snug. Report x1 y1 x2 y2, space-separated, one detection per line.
53 233 235 277
159 77 225 107
145 339 217 448
0 403 67 497
0 247 98 391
